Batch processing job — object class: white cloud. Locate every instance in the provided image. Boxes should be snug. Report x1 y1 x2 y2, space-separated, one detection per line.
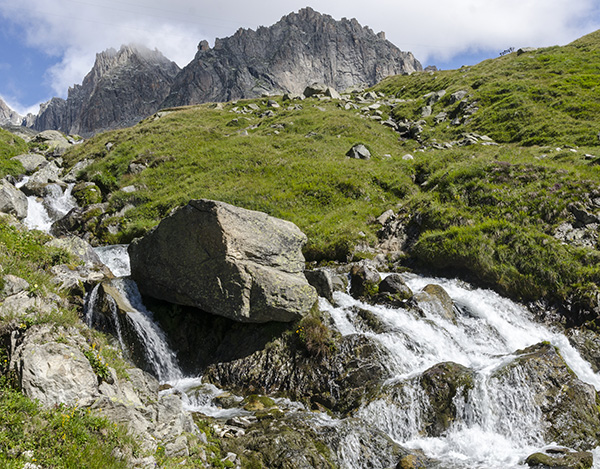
0 0 599 98
0 93 42 116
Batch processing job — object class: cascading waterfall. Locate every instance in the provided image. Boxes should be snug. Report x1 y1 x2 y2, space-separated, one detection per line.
322 274 600 468
16 177 77 232
85 277 182 382
86 244 600 468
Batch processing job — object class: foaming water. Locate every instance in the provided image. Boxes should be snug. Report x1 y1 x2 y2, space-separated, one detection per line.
86 244 600 467
322 273 600 467
94 244 131 277
19 181 76 232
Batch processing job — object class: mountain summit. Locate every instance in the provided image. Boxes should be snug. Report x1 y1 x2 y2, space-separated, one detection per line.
33 45 180 136
0 97 23 126
164 7 421 107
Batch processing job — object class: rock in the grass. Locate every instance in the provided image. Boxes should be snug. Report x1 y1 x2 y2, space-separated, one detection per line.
346 144 371 160
129 199 317 323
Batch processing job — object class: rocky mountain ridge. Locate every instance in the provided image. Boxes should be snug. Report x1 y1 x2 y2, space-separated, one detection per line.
0 97 22 126
163 7 421 107
32 44 180 137
27 8 421 136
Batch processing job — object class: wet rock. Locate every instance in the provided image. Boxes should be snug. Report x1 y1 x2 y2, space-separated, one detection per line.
204 333 392 416
525 447 593 468
419 362 474 436
305 268 334 302
346 143 371 160
492 342 600 450
349 262 381 299
0 179 27 219
129 199 317 323
414 284 455 321
379 274 413 297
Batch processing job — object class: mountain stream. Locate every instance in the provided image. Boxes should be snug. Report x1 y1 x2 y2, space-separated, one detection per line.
88 245 600 468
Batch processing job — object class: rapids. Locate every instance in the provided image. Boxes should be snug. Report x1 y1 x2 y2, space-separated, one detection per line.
87 245 600 468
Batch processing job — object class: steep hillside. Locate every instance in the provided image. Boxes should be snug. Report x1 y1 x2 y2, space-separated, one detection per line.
61 30 600 317
373 31 600 146
163 7 421 107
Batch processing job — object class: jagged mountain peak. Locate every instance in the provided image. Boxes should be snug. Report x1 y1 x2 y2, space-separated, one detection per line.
165 7 421 107
32 8 422 135
34 44 180 136
85 44 176 86
0 97 23 126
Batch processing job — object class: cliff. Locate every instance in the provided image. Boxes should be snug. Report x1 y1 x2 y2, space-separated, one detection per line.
163 7 422 106
33 44 180 137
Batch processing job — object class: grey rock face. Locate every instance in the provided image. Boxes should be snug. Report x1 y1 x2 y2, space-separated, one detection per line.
0 97 23 126
129 199 317 323
13 326 99 407
0 179 27 219
11 153 47 174
163 7 421 107
33 45 180 137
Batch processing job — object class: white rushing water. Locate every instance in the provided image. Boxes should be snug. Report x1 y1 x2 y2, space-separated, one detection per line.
87 245 600 468
321 273 600 468
16 177 77 232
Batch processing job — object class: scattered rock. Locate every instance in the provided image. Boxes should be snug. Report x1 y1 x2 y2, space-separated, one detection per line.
346 144 371 160
414 284 455 322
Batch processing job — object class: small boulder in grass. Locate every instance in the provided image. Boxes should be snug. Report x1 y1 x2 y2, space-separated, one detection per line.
346 144 371 160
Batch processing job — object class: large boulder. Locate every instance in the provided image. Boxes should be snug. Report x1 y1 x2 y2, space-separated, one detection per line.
129 199 317 323
0 179 27 219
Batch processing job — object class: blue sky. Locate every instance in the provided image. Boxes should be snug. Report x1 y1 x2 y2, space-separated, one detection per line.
1 0 599 116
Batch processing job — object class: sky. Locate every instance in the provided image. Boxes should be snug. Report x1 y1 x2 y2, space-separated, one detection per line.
1 0 599 116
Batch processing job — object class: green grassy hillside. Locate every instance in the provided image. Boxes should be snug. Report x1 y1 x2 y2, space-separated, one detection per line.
0 128 26 177
374 31 600 146
65 100 417 260
60 30 600 317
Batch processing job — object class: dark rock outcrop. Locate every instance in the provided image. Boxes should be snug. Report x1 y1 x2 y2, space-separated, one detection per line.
33 45 180 137
163 7 421 107
129 199 317 323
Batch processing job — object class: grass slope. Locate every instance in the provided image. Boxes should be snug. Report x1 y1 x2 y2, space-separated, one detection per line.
374 31 600 146
59 29 600 316
66 100 417 260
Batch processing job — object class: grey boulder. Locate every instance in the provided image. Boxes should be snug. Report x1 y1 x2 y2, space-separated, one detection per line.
129 199 317 323
0 179 27 219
